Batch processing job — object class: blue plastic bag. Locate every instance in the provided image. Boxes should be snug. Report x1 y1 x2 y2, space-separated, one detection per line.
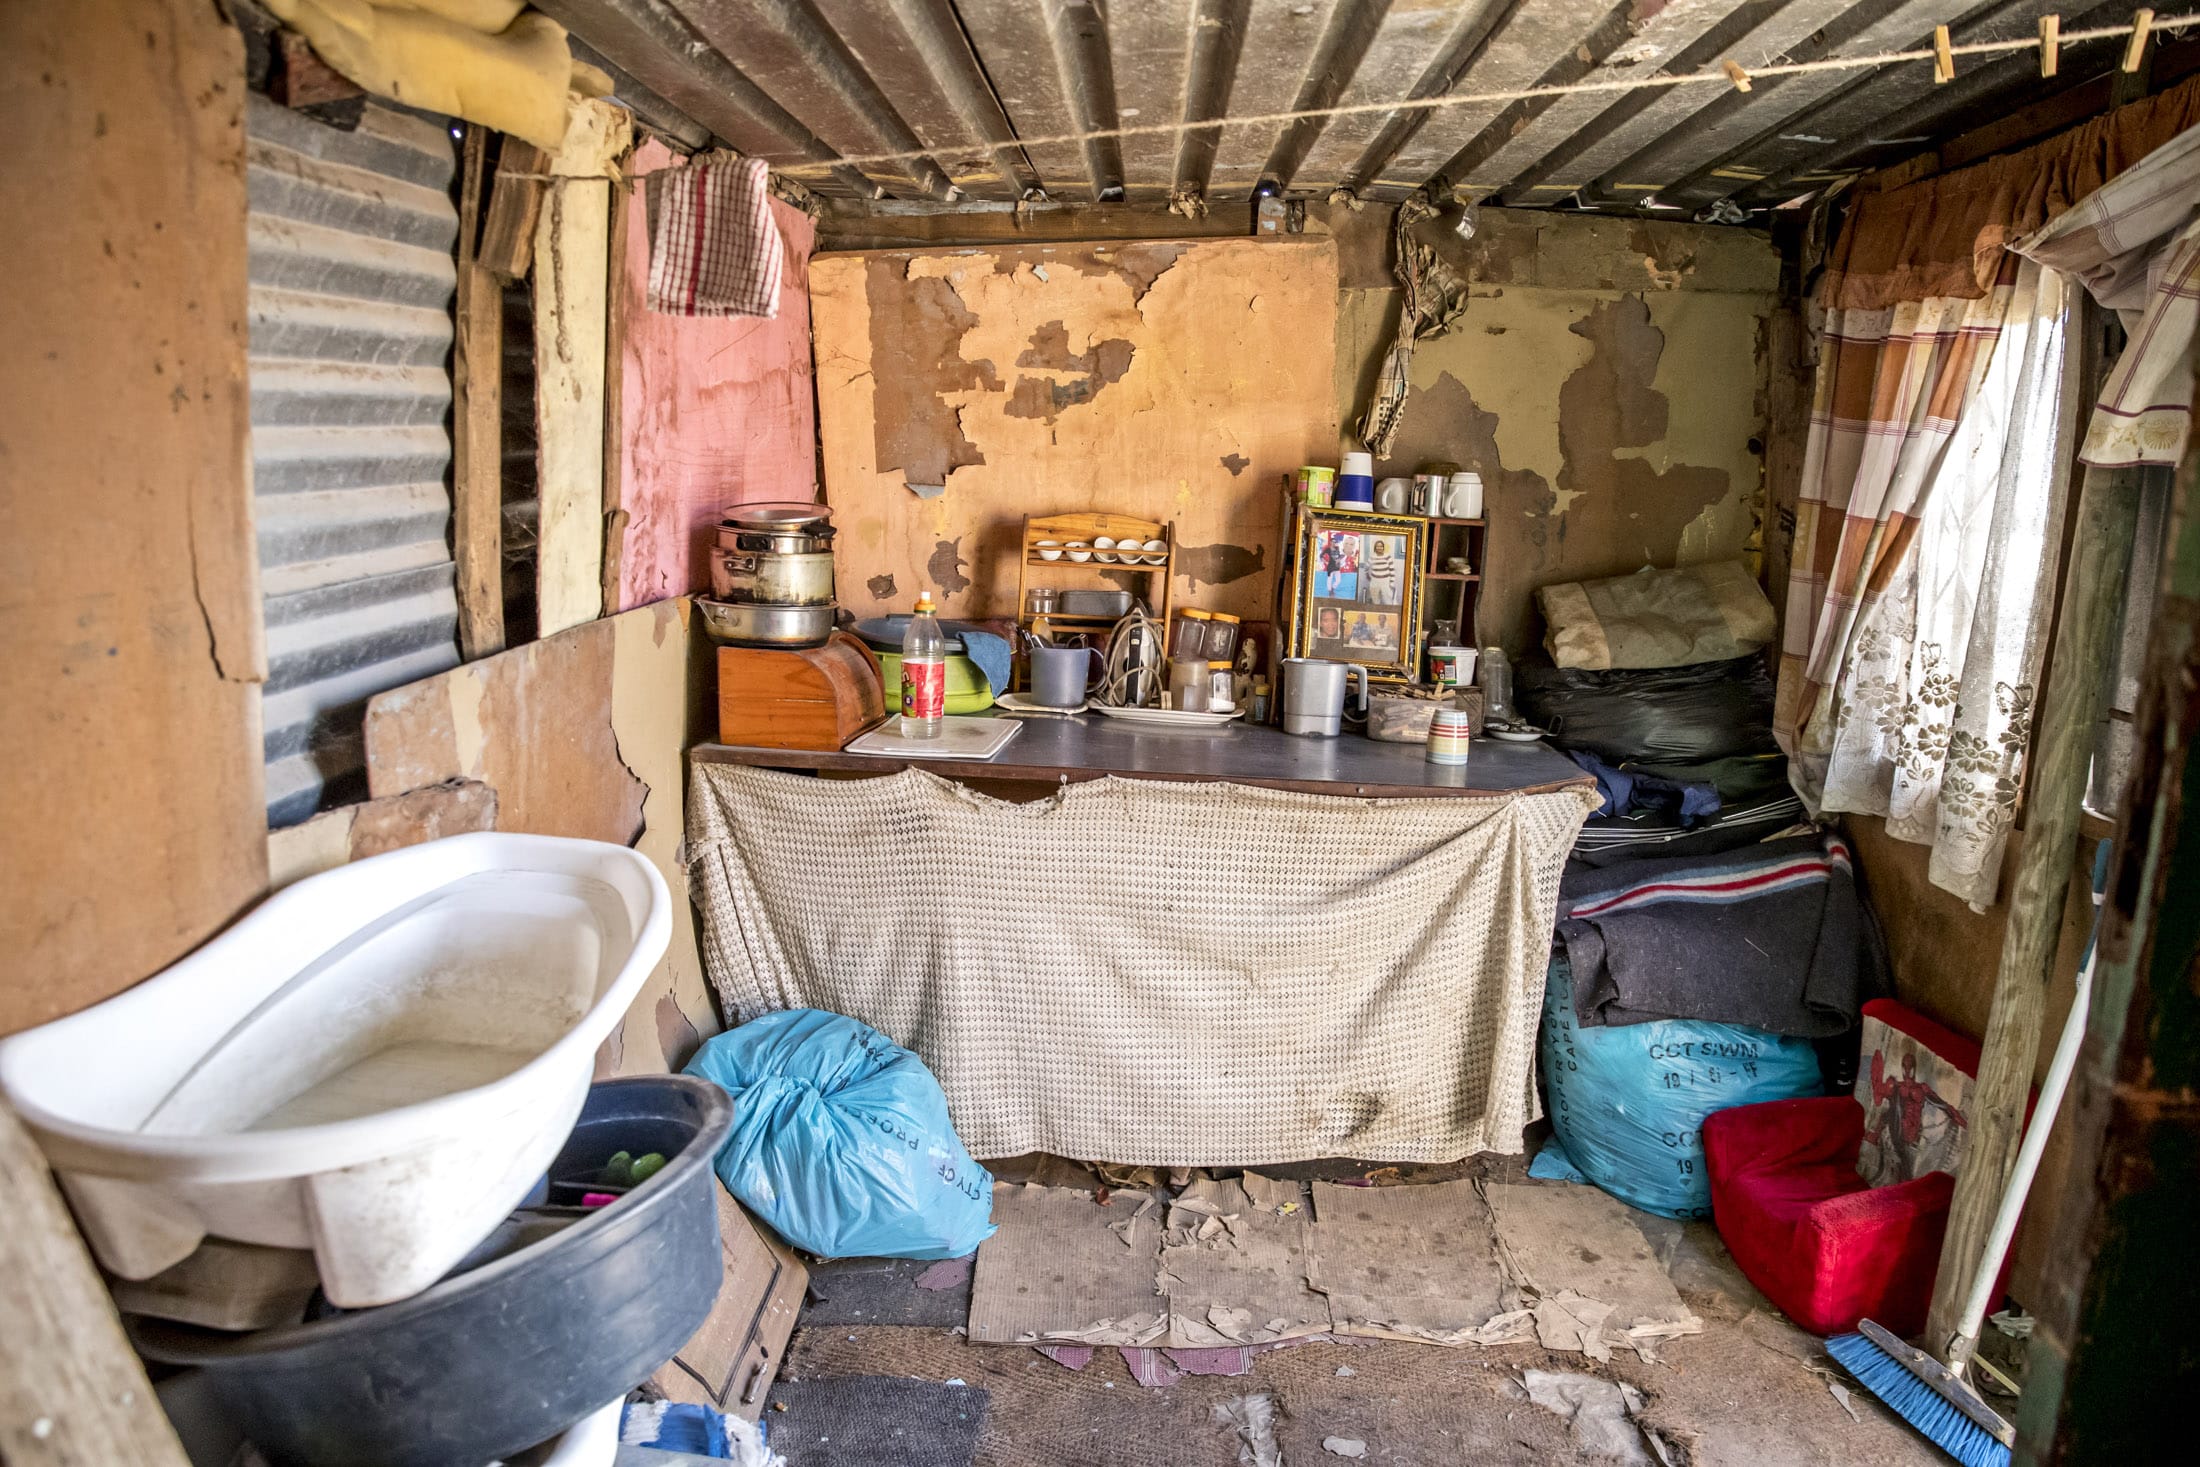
684 1009 996 1259
1540 949 1824 1218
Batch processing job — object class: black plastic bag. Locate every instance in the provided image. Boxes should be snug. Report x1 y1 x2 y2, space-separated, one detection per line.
1517 654 1776 763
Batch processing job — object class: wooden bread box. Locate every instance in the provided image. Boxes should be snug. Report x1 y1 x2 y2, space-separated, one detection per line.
717 632 887 750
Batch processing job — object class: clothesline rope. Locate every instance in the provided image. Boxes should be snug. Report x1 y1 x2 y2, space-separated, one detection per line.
792 13 2199 179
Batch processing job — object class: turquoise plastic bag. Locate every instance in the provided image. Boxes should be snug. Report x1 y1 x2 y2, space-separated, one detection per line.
1541 949 1824 1218
684 1009 996 1260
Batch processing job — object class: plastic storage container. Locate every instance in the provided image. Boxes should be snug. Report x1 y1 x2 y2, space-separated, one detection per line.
1205 612 1241 664
1170 608 1212 661
0 833 671 1307
1171 655 1211 712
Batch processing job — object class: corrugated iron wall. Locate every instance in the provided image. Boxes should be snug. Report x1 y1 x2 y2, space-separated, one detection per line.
248 96 463 826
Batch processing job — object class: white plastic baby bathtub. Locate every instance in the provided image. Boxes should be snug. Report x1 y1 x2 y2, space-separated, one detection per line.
0 833 670 1307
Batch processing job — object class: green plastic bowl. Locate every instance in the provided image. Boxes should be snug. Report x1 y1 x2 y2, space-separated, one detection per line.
873 650 994 714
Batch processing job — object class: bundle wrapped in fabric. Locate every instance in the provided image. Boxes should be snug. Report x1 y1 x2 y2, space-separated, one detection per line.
1535 561 1777 671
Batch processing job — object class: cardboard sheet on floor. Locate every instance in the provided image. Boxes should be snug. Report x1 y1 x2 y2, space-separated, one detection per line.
1157 1175 1329 1346
1484 1183 1702 1360
1306 1179 1515 1345
967 1184 1167 1346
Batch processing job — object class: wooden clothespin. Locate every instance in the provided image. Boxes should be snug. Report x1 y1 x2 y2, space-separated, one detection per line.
1722 59 1752 93
2040 15 2061 78
1932 25 1955 84
2124 9 2155 73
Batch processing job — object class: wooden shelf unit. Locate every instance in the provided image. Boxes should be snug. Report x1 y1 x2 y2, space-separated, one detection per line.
1421 513 1484 653
1014 511 1175 636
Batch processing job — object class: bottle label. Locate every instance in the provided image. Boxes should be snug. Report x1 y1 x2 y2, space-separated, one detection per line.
902 658 946 720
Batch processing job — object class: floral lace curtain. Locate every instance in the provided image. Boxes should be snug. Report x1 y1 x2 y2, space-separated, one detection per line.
1780 262 2076 909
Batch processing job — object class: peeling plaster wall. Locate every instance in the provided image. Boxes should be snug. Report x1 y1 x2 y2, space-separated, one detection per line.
811 239 1339 620
818 204 1779 655
1337 238 1779 655
613 141 818 612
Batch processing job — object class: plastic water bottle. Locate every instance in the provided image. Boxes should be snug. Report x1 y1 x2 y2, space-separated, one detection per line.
1480 645 1515 726
900 591 946 739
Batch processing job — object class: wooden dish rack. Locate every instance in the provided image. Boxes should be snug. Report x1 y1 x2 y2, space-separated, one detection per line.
1014 512 1175 636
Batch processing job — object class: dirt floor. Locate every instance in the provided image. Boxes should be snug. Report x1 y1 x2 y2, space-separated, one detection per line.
770 1159 1958 1467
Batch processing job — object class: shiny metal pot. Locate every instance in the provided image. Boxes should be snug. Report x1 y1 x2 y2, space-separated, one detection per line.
694 599 836 648
709 548 836 606
717 525 834 556
720 501 833 531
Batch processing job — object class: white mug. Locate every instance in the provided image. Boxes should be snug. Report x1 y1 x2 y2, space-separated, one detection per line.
1446 472 1484 519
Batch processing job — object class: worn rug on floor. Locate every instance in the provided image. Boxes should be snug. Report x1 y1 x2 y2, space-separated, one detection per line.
759 1376 987 1467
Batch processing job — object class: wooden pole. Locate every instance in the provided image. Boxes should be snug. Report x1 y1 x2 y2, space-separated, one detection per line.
452 126 507 661
1927 462 2143 1369
532 101 632 638
599 166 633 618
0 1098 192 1466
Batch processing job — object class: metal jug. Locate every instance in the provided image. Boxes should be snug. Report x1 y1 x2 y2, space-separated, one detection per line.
1280 658 1368 737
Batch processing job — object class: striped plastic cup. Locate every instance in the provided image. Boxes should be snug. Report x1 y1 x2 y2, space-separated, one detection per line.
1425 706 1472 766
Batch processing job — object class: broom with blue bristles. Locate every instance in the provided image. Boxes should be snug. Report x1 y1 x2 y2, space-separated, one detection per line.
1826 841 2112 1466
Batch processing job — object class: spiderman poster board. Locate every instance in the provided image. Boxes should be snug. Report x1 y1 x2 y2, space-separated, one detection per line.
1852 1012 1973 1188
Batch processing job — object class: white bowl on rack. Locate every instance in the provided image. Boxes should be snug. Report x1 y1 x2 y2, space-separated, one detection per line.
1093 536 1119 563
1141 538 1168 564
1035 539 1062 562
1066 541 1092 562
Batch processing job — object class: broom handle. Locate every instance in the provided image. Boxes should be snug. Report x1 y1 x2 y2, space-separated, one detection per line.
1949 842 2110 1375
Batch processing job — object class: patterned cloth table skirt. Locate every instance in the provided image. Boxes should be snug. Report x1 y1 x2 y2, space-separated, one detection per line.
688 764 1596 1166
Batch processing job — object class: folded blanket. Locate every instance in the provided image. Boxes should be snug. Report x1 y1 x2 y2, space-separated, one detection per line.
1556 834 1866 1037
648 156 784 317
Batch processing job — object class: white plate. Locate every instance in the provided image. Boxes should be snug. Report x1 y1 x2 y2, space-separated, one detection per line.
1486 726 1548 743
995 693 1089 716
1090 704 1245 729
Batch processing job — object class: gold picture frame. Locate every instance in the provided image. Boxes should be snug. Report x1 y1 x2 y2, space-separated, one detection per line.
1283 507 1425 682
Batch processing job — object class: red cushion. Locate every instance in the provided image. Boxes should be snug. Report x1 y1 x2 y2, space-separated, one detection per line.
1704 1093 1958 1336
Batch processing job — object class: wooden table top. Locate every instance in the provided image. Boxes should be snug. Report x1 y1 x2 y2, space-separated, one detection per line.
691 713 1591 799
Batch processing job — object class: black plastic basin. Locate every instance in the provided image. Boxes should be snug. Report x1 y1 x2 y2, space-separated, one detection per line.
133 1076 734 1467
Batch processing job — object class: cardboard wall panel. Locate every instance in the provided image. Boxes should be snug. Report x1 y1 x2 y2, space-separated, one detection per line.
361 600 718 1073
0 0 266 1036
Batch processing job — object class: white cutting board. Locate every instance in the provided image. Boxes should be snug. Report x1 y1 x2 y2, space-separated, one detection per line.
845 716 1023 760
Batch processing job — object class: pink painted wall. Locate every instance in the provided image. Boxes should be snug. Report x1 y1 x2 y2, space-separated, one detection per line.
614 140 817 611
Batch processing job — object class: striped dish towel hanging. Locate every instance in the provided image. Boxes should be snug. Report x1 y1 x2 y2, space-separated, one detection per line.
647 156 784 317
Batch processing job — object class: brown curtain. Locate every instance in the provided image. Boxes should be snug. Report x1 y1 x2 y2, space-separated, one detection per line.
1820 74 2200 312
1772 81 2200 904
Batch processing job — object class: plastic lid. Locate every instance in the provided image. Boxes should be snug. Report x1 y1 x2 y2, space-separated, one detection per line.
1178 608 1212 620
914 591 937 613
1210 612 1241 624
1208 660 1232 670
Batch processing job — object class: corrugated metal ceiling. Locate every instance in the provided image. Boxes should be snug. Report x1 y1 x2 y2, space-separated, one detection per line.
539 0 2177 217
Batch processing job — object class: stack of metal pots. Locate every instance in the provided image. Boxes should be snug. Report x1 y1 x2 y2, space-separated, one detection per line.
703 502 837 648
